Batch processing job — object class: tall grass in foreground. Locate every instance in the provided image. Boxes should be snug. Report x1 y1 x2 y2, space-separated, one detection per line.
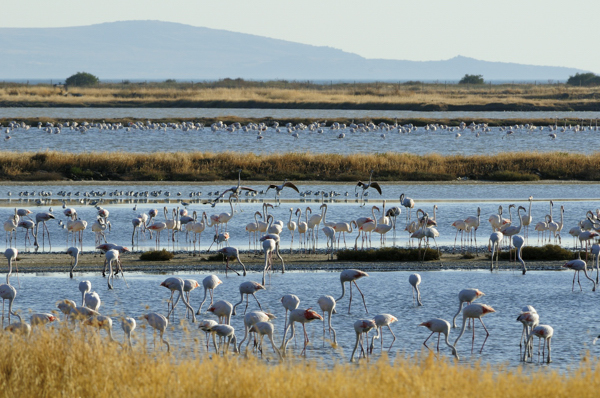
0 326 599 397
1 151 600 182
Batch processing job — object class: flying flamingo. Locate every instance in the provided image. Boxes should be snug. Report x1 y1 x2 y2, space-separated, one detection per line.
523 325 553 363
210 168 256 210
281 308 323 356
409 273 423 306
266 179 300 205
350 319 377 362
453 303 496 354
0 283 17 327
418 318 458 358
336 269 369 314
369 314 398 353
196 275 223 314
4 248 18 286
452 288 485 328
232 281 265 315
142 312 170 352
207 300 233 325
563 259 596 291
488 231 504 271
216 247 247 276
356 170 382 206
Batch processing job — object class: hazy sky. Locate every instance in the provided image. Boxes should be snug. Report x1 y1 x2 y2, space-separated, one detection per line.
4 0 598 72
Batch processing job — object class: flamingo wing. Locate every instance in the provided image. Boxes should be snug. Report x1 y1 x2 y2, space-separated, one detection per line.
240 186 257 192
283 182 300 193
370 182 383 195
266 184 278 192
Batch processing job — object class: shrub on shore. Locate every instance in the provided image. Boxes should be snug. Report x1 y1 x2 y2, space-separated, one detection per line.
495 244 577 261
139 249 174 261
336 247 439 262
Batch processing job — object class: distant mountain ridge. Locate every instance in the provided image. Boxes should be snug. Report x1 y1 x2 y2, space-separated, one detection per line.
0 21 587 81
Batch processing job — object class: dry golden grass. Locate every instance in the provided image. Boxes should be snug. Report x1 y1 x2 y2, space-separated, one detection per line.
1 82 600 110
1 325 599 397
2 151 600 181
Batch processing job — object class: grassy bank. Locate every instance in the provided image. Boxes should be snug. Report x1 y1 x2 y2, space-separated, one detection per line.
2 151 600 182
2 81 600 111
1 326 599 397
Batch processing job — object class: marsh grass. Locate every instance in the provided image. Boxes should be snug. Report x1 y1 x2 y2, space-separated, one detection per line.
2 82 600 110
139 249 174 261
1 151 600 181
336 247 439 261
2 325 600 397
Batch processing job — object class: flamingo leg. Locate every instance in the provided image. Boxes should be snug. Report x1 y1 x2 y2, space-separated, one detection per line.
479 318 490 353
353 281 368 313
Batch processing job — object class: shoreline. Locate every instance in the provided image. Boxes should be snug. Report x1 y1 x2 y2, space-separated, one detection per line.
12 251 569 275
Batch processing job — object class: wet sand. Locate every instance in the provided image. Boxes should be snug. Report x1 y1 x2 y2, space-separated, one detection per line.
11 251 568 275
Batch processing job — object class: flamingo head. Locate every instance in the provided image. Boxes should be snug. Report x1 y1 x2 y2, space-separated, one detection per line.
475 289 485 298
418 321 431 328
304 309 323 321
265 312 276 320
481 305 496 315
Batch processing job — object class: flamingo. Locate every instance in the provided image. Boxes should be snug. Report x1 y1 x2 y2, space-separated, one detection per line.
452 288 485 328
237 310 276 352
84 315 116 342
409 273 423 306
563 259 596 291
122 317 136 347
104 249 122 289
356 206 379 250
207 324 238 355
350 319 376 362
198 320 219 350
517 310 539 359
297 208 308 255
91 217 110 246
419 318 458 358
287 208 297 252
323 226 336 260
4 248 18 286
3 211 18 248
463 207 481 255
67 218 87 251
217 195 235 232
34 212 55 249
249 322 281 359
5 312 31 337
281 308 323 356
451 219 467 253
183 279 200 319
0 283 17 327
356 170 382 206
266 179 300 205
369 314 398 353
578 230 599 261
210 168 256 210
523 325 553 363
67 246 80 278
216 246 247 276
232 281 265 315
591 244 600 284
307 204 327 253
534 215 550 243
196 275 223 315
245 211 261 252
78 280 91 306
489 231 504 271
17 219 34 248
161 277 196 322
208 232 230 251
317 295 337 345
453 303 496 354
336 269 369 314
30 313 57 326
281 294 300 339
131 217 144 246
141 313 170 352
500 206 526 260
147 221 167 249
333 220 357 250
521 196 533 241
259 233 285 275
399 193 415 222
207 300 233 325
513 235 527 274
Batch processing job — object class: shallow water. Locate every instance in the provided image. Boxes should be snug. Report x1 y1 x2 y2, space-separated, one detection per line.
1 122 600 155
2 182 598 252
12 269 599 370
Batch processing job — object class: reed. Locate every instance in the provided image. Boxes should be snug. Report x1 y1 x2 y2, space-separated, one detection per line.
1 82 600 111
336 247 440 261
1 151 600 182
497 245 578 261
1 326 599 397
139 249 174 261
